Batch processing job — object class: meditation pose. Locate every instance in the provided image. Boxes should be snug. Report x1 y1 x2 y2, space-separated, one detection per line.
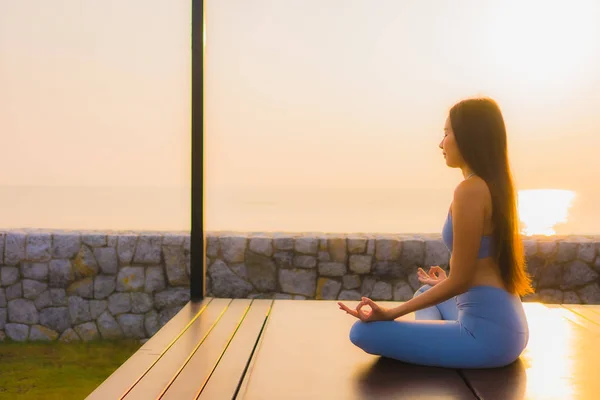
338 97 533 369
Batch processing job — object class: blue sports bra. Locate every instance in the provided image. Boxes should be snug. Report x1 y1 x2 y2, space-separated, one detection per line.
442 211 494 259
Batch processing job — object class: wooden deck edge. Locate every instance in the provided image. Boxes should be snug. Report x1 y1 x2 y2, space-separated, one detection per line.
195 299 273 400
85 298 213 400
155 298 244 399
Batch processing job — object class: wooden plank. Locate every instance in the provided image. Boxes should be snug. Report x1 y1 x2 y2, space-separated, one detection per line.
234 300 275 400
123 298 232 400
197 300 272 400
544 305 600 334
236 300 476 400
160 298 253 399
461 302 600 399
569 304 600 313
85 298 212 400
140 300 212 354
562 304 600 326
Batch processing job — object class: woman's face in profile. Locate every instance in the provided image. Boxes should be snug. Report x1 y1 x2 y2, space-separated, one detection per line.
439 117 463 168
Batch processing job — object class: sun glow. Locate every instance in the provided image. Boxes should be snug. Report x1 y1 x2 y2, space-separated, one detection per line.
518 189 576 236
522 304 576 399
483 0 600 91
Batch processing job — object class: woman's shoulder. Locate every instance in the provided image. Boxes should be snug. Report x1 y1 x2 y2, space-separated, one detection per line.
453 176 491 209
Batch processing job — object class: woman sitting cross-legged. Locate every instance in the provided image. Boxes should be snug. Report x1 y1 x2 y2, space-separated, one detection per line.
338 97 533 369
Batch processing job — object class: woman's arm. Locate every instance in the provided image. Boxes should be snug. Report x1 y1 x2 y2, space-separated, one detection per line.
386 178 488 319
386 274 466 319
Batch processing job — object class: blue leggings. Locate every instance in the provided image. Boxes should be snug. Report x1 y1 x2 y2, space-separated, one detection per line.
349 285 529 369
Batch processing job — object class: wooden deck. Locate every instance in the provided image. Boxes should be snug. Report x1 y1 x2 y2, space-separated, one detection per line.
86 299 600 400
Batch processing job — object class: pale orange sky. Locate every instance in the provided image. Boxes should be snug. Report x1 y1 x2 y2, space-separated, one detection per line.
0 0 191 188
1 0 600 233
204 0 600 195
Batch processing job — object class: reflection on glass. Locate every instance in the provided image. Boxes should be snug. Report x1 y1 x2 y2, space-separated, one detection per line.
518 189 576 236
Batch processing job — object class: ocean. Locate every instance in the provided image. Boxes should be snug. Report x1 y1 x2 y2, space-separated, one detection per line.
0 186 598 236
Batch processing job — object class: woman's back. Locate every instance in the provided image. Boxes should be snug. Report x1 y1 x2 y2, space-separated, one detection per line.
447 175 508 291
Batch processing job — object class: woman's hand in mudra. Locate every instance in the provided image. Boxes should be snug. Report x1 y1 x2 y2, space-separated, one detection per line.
338 297 393 322
417 266 447 286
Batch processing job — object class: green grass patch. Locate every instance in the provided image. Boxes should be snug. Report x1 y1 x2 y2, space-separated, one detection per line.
0 339 141 400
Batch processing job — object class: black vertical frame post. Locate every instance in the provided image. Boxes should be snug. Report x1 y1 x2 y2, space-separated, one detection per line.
190 0 205 301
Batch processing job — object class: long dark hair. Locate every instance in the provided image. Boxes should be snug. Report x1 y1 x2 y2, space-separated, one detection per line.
449 98 533 297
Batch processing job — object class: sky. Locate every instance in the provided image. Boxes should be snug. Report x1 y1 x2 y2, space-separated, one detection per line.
1 0 600 234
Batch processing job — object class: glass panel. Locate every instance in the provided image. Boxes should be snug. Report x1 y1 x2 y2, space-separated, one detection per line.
204 0 600 235
0 0 191 231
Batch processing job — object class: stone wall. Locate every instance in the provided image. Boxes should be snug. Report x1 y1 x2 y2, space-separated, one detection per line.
1 230 599 342
0 230 191 343
205 232 600 305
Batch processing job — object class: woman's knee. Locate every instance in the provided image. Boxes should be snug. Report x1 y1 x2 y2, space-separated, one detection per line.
413 284 433 298
349 321 379 355
349 320 367 347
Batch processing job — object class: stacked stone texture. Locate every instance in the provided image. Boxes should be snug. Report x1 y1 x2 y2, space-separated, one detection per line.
0 230 190 342
206 233 600 305
1 230 599 342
